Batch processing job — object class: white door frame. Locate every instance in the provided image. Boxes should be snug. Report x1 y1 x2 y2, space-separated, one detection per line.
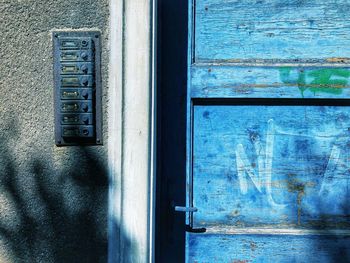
108 0 156 262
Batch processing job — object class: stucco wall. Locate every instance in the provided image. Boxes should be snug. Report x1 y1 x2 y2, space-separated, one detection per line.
0 0 109 262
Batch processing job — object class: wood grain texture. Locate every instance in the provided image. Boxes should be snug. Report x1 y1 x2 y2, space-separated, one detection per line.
186 1 350 261
195 0 350 62
191 66 350 99
193 105 350 228
187 234 350 262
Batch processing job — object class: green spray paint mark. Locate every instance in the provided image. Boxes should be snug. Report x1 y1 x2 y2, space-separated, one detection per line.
308 69 350 95
279 68 350 97
280 67 307 96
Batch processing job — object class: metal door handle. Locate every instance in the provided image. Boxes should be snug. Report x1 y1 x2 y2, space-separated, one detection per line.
174 206 198 212
185 225 206 233
174 206 206 233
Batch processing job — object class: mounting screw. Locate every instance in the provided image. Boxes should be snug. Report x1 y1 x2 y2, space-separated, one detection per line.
97 139 101 143
81 64 88 73
57 140 61 144
54 33 58 38
81 52 88 60
82 90 89 100
82 116 89 124
82 104 89 112
82 129 89 136
95 34 99 38
81 40 88 47
82 78 89 86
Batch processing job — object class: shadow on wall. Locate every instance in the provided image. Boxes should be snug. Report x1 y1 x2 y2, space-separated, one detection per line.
0 121 131 263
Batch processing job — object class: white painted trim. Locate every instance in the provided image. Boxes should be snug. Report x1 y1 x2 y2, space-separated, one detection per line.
108 0 156 262
149 0 157 261
108 0 123 261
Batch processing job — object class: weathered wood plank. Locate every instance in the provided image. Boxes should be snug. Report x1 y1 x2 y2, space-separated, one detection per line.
187 234 350 262
191 66 350 99
193 105 350 228
187 1 350 261
195 0 350 62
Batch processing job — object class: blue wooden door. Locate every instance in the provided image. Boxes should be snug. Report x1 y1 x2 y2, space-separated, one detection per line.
186 1 350 262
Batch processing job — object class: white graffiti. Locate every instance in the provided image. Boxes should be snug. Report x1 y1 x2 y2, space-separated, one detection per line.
319 143 341 195
235 118 345 207
235 119 285 207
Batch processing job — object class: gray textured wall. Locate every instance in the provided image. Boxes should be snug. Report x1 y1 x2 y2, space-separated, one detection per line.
0 0 109 262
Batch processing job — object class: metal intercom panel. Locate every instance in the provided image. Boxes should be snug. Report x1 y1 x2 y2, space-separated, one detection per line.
53 31 102 146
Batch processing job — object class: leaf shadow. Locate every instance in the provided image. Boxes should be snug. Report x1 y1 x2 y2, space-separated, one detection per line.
0 125 134 263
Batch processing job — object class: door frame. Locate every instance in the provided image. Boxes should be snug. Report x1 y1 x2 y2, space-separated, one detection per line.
108 1 189 261
108 0 157 262
155 0 189 262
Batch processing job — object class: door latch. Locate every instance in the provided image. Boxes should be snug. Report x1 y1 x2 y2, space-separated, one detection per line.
174 206 198 212
185 225 206 233
174 206 206 233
